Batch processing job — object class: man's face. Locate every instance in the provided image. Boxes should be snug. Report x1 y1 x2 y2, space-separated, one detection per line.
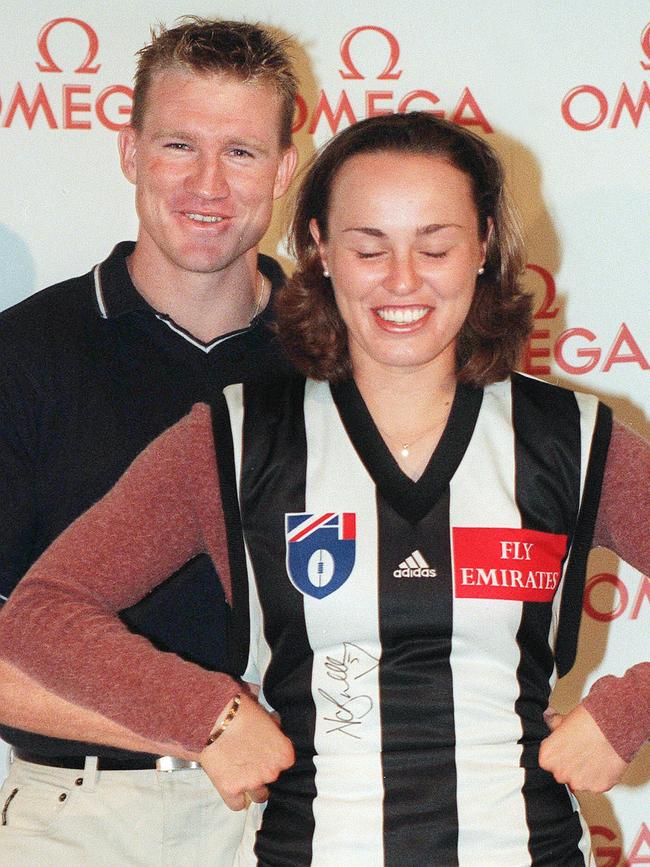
119 70 296 279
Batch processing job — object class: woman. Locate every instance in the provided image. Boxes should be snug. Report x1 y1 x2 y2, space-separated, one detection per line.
0 114 648 866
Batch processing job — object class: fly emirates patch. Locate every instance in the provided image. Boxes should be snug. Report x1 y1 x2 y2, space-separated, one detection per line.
452 528 568 602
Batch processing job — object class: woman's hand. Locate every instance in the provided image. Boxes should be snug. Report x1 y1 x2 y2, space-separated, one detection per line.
539 704 628 793
199 692 295 810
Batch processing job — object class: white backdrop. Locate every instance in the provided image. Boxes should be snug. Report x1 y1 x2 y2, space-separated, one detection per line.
1 3 648 862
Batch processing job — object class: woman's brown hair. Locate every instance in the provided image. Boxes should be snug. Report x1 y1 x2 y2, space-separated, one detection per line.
276 112 532 385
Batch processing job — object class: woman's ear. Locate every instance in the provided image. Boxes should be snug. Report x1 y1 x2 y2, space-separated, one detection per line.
309 219 329 274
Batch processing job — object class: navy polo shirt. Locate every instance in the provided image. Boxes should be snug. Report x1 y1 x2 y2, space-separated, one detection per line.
0 241 290 757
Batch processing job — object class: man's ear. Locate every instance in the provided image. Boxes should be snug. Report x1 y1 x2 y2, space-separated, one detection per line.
273 144 298 200
118 126 138 185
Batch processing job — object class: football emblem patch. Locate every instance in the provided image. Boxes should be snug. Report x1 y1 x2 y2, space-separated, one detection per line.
285 512 356 599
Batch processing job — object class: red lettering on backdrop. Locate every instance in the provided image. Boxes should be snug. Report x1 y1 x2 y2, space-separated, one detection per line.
63 85 91 129
308 91 356 134
523 330 552 375
293 27 492 135
95 85 132 131
453 528 567 602
36 18 100 74
0 19 132 131
584 573 650 622
590 825 621 867
451 88 493 132
522 265 559 375
397 89 444 116
602 323 650 371
365 91 392 117
584 573 628 622
562 85 608 131
292 94 308 133
562 83 650 131
629 574 650 620
642 22 650 70
590 823 650 867
627 822 650 865
339 26 402 80
528 264 560 320
2 84 57 129
554 328 601 375
609 82 650 128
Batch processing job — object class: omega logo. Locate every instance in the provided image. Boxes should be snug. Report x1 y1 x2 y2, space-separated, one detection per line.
0 19 131 131
339 26 402 80
293 24 491 136
521 265 649 376
561 22 650 130
36 17 101 74
583 573 650 623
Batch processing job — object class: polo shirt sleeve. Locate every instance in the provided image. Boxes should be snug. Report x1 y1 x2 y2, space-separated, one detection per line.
0 403 239 753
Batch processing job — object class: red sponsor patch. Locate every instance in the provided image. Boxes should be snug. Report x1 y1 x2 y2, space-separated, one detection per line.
452 527 568 602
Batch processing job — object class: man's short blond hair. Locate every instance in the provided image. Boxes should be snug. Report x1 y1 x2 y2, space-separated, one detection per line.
131 17 297 148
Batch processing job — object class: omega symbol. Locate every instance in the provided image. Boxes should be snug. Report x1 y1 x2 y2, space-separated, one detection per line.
339 25 402 80
641 22 650 70
36 18 101 74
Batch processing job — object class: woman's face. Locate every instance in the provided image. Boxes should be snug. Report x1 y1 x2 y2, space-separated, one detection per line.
311 151 488 379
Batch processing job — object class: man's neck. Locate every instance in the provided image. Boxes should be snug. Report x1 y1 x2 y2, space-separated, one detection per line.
126 245 262 343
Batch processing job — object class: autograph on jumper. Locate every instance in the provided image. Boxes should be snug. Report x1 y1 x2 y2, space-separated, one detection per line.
318 642 379 739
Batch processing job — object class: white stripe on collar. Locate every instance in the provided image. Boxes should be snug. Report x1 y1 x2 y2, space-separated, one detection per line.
154 314 247 353
93 264 108 319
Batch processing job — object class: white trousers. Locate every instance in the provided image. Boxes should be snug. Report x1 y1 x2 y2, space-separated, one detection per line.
0 757 246 866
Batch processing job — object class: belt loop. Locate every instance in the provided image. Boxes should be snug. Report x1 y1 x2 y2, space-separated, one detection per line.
82 755 98 791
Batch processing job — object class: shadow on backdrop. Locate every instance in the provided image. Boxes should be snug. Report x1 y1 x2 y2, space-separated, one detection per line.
0 225 36 313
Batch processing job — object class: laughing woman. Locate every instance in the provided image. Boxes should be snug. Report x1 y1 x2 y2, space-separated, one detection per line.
0 114 648 866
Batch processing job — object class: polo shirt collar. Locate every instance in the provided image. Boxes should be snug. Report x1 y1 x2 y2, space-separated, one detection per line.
93 241 149 320
94 242 281 324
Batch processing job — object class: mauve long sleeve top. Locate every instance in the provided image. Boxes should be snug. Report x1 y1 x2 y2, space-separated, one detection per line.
0 402 647 759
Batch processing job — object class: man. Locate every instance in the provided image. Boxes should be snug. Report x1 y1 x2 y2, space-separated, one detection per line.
0 18 297 865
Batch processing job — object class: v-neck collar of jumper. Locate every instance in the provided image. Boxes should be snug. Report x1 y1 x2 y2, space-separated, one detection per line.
330 378 484 524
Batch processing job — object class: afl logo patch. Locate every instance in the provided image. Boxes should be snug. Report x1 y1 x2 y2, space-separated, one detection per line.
285 512 356 599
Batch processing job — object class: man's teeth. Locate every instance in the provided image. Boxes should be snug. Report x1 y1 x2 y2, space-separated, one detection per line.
186 213 223 223
376 306 429 324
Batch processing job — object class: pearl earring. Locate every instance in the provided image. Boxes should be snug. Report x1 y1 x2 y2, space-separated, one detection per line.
323 268 330 278
477 267 485 275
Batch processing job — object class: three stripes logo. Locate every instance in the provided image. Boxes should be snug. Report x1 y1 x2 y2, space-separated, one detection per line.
393 549 437 578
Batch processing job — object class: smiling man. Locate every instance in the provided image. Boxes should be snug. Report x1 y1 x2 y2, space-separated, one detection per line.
0 18 297 866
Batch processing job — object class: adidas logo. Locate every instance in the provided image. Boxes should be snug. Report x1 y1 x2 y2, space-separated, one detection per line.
393 550 437 578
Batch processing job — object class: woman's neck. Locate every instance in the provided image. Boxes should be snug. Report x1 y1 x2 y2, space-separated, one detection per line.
353 361 458 481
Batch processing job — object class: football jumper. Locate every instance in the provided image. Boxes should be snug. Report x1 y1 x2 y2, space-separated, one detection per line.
214 373 611 867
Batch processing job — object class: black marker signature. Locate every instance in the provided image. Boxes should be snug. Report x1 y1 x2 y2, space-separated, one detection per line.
318 643 379 739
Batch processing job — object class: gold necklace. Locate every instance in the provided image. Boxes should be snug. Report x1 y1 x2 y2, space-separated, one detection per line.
250 271 268 322
398 421 446 458
376 416 449 460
